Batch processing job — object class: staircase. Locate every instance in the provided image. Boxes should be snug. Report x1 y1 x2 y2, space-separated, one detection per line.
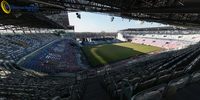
82 77 111 100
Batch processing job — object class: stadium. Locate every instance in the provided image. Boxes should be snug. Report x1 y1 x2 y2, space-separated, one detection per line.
0 0 200 100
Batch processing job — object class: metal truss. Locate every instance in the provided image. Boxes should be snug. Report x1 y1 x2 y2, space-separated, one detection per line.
11 0 200 13
7 0 200 28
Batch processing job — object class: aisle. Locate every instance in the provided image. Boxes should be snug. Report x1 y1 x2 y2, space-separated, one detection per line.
82 77 111 100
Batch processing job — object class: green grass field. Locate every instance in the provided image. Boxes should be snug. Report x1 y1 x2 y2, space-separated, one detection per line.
82 42 162 67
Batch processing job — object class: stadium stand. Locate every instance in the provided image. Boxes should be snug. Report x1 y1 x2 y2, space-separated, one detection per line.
0 64 86 100
0 32 87 99
0 33 59 62
82 38 121 46
131 37 190 50
118 27 200 50
20 38 84 74
1 28 200 100
101 42 200 100
0 31 88 75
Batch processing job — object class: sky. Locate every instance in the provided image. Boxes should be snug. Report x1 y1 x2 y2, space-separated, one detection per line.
68 12 168 32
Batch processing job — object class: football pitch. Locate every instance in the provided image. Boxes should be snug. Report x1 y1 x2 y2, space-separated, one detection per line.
82 42 163 67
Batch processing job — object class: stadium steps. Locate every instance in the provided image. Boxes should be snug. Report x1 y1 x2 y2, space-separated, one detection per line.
82 77 111 100
167 81 200 100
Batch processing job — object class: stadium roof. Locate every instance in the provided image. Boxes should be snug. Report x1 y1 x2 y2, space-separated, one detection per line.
0 0 74 29
0 14 65 29
120 27 200 31
4 0 200 29
84 0 200 27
